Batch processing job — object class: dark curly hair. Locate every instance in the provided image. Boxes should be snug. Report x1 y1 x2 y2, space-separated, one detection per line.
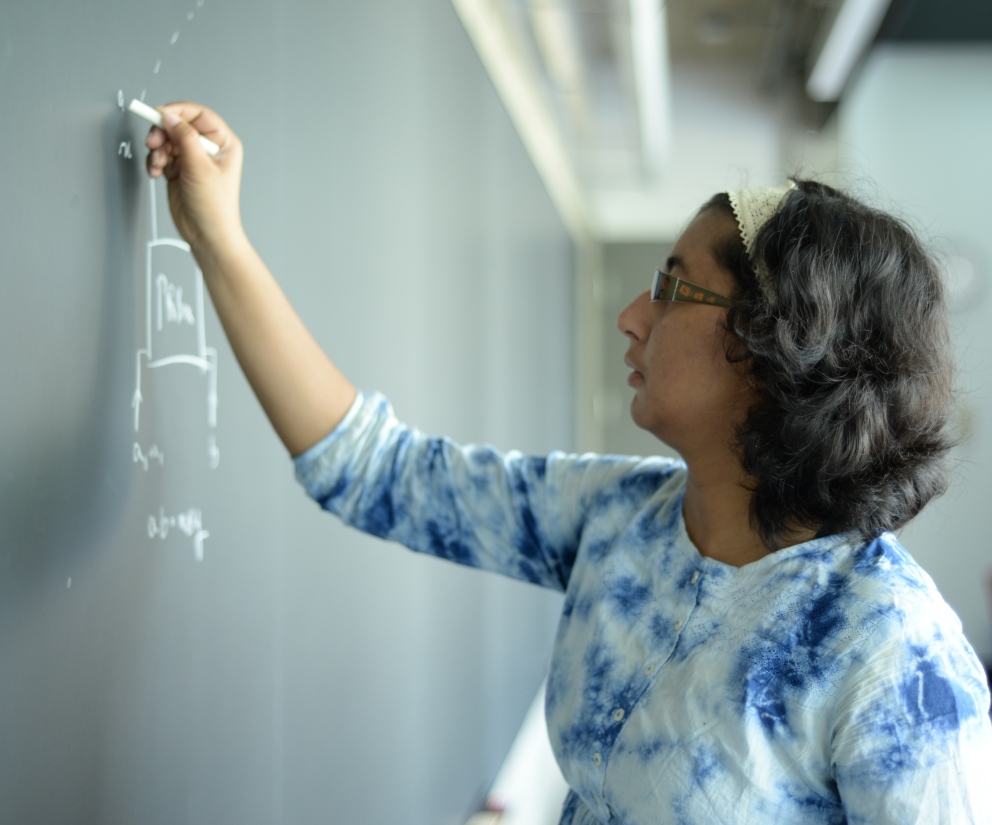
701 179 954 549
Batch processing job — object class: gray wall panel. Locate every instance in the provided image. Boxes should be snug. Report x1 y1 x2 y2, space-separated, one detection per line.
0 1 572 823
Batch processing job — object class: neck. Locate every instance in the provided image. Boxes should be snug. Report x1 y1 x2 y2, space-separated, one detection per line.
680 453 818 566
682 466 770 567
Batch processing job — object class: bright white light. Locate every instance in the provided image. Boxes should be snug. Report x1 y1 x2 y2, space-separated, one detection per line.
941 252 986 311
530 7 583 93
449 0 590 240
629 0 671 182
485 682 569 825
807 0 893 102
529 6 591 135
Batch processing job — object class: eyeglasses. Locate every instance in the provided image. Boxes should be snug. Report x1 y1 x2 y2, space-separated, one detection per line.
650 269 735 307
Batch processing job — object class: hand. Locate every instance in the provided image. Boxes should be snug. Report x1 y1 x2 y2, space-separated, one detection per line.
145 102 245 259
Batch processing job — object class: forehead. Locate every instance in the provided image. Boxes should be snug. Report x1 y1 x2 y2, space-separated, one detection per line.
669 209 739 290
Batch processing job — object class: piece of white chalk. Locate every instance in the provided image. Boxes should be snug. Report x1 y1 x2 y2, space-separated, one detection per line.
128 98 220 157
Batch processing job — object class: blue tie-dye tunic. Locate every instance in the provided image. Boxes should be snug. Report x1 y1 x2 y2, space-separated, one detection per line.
295 392 992 824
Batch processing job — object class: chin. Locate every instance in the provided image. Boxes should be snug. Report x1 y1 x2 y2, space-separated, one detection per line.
629 397 658 435
629 397 682 450
628 394 647 429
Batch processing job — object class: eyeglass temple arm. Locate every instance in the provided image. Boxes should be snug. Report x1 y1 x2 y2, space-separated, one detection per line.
657 271 735 307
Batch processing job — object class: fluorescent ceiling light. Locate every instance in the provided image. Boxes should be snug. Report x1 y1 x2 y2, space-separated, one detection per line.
529 7 583 93
449 0 590 240
629 0 671 182
807 0 893 102
529 6 591 135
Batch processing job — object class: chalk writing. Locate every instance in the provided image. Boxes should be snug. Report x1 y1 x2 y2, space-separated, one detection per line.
133 442 165 471
117 89 125 111
133 180 219 444
148 505 210 561
129 0 218 554
156 273 195 328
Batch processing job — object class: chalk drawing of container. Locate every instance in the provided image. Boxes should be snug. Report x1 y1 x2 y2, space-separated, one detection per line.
132 180 218 455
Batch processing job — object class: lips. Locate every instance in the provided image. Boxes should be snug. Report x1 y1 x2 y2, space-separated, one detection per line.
624 355 644 386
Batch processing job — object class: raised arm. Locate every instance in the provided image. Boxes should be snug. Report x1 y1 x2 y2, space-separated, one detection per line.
145 102 356 456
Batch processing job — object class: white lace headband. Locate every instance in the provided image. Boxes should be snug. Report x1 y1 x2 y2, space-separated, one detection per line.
727 181 796 292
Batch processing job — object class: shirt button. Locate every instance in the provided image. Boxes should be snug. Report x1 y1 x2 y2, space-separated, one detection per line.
674 618 684 631
592 752 602 767
612 708 625 722
690 570 700 585
644 663 656 676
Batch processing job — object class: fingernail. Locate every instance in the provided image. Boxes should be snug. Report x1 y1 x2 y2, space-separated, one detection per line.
165 113 180 127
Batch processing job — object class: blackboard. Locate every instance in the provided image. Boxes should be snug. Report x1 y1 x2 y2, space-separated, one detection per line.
0 2 573 822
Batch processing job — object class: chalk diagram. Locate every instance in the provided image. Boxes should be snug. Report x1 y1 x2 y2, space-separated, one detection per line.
132 179 217 560
123 0 215 562
132 180 219 448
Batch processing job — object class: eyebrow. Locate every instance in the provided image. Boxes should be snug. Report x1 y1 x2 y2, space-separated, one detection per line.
666 254 689 275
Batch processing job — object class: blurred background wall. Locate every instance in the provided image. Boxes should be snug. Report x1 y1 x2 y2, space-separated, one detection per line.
836 44 992 667
587 39 992 670
464 0 992 667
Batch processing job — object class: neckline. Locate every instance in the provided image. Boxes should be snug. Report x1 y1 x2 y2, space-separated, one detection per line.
668 486 855 584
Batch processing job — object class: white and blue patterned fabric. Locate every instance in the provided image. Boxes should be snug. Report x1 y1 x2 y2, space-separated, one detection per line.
295 391 992 824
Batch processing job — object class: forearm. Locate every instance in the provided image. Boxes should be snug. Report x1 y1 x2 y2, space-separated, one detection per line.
144 103 355 455
195 230 356 456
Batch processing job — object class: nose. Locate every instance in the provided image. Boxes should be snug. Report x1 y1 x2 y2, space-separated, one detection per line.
617 290 653 341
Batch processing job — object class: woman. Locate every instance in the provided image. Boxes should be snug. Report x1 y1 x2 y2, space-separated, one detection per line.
145 104 991 824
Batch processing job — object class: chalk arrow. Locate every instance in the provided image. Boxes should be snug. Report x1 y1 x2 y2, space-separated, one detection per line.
194 530 209 562
132 389 143 432
207 392 218 429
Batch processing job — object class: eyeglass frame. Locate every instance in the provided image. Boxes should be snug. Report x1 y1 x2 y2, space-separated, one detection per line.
650 269 735 308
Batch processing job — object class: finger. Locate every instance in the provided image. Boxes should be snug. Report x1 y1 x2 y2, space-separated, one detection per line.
159 101 235 151
160 112 210 163
148 147 168 174
146 141 169 177
163 152 182 182
149 155 169 178
145 125 168 149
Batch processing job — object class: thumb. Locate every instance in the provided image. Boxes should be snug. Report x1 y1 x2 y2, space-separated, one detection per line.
163 112 209 163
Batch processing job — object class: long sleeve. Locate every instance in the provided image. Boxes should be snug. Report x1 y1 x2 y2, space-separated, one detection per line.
294 391 662 592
